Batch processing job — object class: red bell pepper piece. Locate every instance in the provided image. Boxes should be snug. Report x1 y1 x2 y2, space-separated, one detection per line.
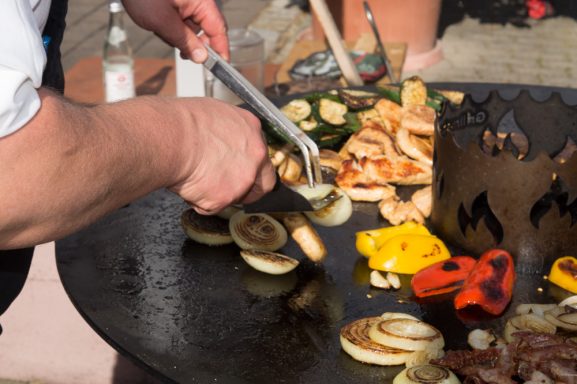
411 256 477 298
454 249 516 315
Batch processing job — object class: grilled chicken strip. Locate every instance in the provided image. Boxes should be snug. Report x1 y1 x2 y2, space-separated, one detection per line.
379 197 425 226
400 104 436 136
336 159 397 202
411 185 432 217
396 128 434 165
374 98 403 135
360 155 432 185
346 126 400 160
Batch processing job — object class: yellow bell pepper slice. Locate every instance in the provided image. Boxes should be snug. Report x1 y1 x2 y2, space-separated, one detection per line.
368 234 451 274
355 222 431 258
549 256 577 294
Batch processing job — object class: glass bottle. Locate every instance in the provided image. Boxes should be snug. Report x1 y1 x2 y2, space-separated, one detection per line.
103 0 135 102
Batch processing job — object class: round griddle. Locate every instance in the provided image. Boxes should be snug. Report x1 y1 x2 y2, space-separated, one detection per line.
56 83 577 384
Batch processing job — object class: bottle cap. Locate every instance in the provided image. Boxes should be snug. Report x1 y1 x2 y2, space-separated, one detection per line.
109 0 124 13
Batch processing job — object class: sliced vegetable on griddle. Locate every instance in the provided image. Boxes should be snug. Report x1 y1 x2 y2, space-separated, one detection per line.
181 208 234 246
240 249 299 275
400 76 428 106
338 89 381 110
229 212 288 252
319 98 348 125
280 98 312 123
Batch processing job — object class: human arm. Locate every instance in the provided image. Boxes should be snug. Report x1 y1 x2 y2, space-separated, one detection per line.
121 0 229 63
0 89 275 249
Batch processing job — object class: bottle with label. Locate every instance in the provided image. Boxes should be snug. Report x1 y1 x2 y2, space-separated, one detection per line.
103 0 135 103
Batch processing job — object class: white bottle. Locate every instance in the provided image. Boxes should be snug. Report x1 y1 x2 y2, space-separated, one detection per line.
103 0 135 103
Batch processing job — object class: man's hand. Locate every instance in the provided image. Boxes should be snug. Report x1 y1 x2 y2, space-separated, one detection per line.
122 0 229 63
169 98 276 215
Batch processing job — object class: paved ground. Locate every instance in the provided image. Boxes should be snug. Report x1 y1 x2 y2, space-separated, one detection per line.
61 0 577 88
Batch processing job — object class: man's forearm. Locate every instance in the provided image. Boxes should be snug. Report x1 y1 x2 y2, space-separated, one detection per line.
0 88 186 249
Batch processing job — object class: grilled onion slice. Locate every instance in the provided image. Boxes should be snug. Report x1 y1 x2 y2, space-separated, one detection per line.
504 314 557 343
544 306 577 331
181 209 233 246
380 313 420 321
305 187 352 227
229 212 287 251
240 250 299 275
340 317 413 366
393 365 460 384
368 319 444 352
216 205 241 220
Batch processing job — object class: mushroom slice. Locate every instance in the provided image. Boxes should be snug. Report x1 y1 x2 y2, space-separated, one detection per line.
340 317 412 366
229 212 287 251
278 153 303 183
319 149 343 172
276 212 327 263
181 209 233 246
240 250 299 275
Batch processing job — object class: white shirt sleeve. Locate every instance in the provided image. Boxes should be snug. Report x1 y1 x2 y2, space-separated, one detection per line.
0 0 47 138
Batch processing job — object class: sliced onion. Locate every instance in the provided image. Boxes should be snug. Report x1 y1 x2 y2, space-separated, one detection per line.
515 303 557 317
504 314 556 342
340 317 413 366
180 209 233 246
216 205 241 220
292 183 334 200
380 312 420 321
229 212 287 251
305 187 353 227
404 348 444 368
545 306 577 331
393 365 460 384
368 319 444 352
240 250 299 275
559 295 577 308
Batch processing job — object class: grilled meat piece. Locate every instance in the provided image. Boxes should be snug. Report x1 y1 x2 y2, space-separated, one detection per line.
400 104 436 136
411 185 432 217
374 98 403 135
345 126 400 160
336 159 397 202
360 155 432 185
379 198 424 225
396 128 434 165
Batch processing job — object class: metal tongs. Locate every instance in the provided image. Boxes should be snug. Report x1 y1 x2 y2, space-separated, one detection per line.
363 1 398 84
202 45 323 188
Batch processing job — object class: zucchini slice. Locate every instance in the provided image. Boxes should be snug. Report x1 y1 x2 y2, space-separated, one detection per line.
338 89 381 110
299 117 319 132
280 99 312 123
319 98 348 126
400 76 427 106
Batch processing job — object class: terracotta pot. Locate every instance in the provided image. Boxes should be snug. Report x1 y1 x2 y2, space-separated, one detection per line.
313 0 443 70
